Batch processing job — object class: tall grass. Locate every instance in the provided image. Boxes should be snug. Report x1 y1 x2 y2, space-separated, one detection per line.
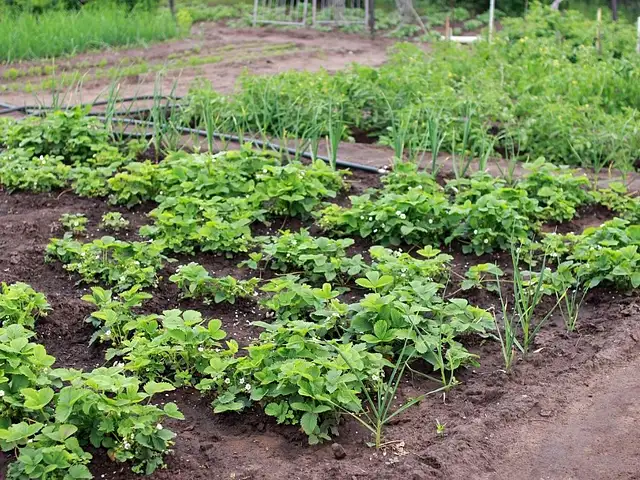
0 5 179 62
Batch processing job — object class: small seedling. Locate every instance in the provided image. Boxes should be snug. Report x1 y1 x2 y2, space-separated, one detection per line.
100 212 130 232
59 213 87 235
435 419 446 437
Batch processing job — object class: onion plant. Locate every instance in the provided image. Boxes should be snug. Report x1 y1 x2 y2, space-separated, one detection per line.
333 340 440 449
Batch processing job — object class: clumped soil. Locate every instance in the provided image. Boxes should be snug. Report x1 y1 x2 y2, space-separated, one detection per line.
0 170 639 480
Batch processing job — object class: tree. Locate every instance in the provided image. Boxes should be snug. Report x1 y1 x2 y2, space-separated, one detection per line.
395 0 414 23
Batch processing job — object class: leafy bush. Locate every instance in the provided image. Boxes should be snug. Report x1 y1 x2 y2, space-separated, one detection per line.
0 283 50 329
170 263 259 304
46 235 168 291
59 213 88 235
140 196 261 255
245 229 365 284
197 328 388 445
117 309 233 387
0 149 71 192
520 158 592 222
1 110 109 164
448 188 538 255
100 212 130 232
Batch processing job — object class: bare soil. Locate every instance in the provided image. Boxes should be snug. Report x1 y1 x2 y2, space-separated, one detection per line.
0 24 395 105
0 168 639 480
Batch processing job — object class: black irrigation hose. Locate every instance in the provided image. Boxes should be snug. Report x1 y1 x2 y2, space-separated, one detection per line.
0 100 383 174
102 116 383 174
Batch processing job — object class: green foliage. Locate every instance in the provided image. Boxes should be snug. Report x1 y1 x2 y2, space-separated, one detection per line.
51 367 181 475
139 195 260 255
593 183 640 222
170 263 259 304
45 235 168 291
318 169 451 247
0 149 71 192
198 329 388 445
245 229 365 284
448 187 538 255
185 5 640 172
2 110 109 164
255 160 346 218
99 212 130 232
0 325 55 423
0 4 178 61
461 263 504 293
520 158 592 222
567 219 640 289
367 245 452 288
350 281 493 388
0 283 50 329
59 214 88 235
260 276 347 323
116 310 233 387
0 323 181 476
82 285 153 347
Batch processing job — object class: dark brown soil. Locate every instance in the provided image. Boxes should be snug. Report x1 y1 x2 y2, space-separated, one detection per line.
1 170 639 480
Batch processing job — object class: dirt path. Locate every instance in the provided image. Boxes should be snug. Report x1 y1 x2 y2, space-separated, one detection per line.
487 355 640 480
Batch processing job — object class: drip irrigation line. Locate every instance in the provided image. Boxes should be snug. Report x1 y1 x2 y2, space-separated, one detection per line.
0 95 183 115
103 116 383 174
0 100 383 174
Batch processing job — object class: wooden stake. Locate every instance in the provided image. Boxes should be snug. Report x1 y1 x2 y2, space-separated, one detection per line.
488 0 495 43
368 0 375 39
445 15 450 40
637 17 640 54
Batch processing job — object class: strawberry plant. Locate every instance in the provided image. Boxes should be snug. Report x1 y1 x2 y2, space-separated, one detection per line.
140 196 262 255
0 283 50 329
46 235 168 291
82 285 154 346
245 229 365 284
1 109 110 164
0 149 71 193
254 160 346 218
0 325 55 423
349 280 493 386
461 263 504 293
368 245 452 288
519 158 592 222
59 214 88 235
447 188 538 255
116 309 234 386
318 186 450 247
51 367 183 475
593 183 640 223
4 424 93 480
170 263 259 304
197 327 389 444
260 275 347 324
100 212 130 232
108 161 162 207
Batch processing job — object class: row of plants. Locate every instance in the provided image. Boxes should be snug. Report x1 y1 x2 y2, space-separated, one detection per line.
1 108 638 476
182 4 640 172
0 282 184 479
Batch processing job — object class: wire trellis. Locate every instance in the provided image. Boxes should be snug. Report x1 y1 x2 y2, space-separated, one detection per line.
312 0 368 26
253 0 309 27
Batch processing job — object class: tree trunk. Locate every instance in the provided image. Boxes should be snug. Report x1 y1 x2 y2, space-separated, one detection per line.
395 0 414 23
169 0 176 18
334 0 345 21
550 0 563 10
611 0 618 21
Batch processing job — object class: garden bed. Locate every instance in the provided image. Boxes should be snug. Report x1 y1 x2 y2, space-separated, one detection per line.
1 152 638 478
